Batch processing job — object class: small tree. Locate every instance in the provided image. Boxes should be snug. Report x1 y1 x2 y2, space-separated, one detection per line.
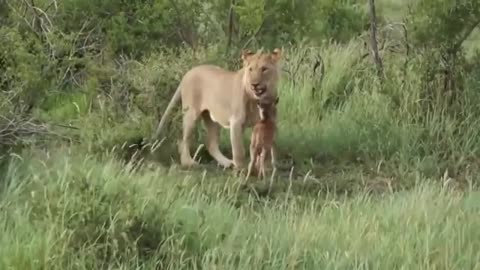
406 0 480 105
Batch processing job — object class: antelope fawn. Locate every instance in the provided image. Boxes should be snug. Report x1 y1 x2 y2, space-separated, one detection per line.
246 96 279 180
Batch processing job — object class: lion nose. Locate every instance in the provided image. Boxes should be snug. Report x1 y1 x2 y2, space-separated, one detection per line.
252 83 260 89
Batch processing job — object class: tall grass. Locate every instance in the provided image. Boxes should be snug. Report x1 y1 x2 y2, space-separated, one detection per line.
255 40 479 182
22 30 479 183
1 150 480 269
43 37 479 184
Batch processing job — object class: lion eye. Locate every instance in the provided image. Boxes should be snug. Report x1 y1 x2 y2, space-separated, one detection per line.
249 67 253 72
261 66 268 72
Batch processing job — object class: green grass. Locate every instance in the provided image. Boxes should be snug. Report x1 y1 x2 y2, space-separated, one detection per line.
1 150 480 269
2 1 480 268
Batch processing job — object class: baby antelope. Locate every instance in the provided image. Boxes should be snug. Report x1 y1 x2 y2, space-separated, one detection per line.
246 96 279 180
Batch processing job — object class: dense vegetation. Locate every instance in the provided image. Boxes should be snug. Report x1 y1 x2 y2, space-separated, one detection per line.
1 0 480 268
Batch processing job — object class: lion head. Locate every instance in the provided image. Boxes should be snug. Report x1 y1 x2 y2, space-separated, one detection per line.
241 48 282 100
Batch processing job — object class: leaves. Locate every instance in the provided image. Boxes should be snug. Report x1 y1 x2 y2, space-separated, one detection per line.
407 0 480 51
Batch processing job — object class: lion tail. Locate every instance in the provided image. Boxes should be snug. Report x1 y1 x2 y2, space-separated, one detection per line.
152 85 181 140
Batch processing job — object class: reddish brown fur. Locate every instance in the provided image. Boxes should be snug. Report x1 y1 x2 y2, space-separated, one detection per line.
246 97 279 179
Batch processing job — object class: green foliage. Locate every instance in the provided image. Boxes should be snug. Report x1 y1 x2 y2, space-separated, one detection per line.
234 0 265 36
0 1 8 24
56 0 177 56
234 0 368 45
0 27 51 111
309 0 369 43
406 0 480 50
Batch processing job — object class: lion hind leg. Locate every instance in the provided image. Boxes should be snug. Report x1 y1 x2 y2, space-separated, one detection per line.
180 108 200 167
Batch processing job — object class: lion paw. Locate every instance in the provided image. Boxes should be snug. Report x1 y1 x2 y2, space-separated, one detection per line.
180 158 198 168
218 159 234 169
233 161 246 170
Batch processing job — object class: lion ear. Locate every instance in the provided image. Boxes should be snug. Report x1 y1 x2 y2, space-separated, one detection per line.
241 49 254 64
271 48 282 62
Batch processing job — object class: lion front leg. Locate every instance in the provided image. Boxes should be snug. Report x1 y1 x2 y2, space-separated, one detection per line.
202 113 233 168
230 120 246 169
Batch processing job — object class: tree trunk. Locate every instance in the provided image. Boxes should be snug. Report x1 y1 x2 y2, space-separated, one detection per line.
225 0 236 55
368 0 384 81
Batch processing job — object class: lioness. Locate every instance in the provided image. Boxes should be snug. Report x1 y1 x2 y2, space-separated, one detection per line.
246 96 279 180
153 48 282 169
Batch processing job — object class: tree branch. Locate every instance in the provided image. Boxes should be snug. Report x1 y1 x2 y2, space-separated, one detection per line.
311 53 325 99
241 19 265 51
449 18 480 55
167 0 195 49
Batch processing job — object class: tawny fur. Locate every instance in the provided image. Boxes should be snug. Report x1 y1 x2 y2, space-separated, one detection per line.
153 48 283 169
246 97 279 180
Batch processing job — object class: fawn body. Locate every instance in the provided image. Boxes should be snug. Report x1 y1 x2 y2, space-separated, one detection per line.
246 97 279 179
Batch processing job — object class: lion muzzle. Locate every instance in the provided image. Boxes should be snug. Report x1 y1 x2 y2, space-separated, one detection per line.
251 83 267 97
